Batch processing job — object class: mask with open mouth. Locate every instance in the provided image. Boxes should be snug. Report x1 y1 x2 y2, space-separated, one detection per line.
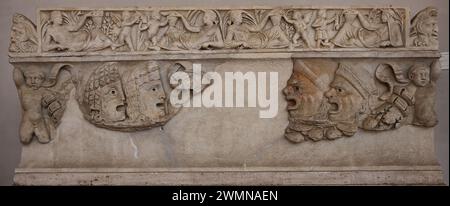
122 61 169 125
81 61 195 131
99 81 127 122
325 75 363 122
283 61 328 118
83 62 127 124
283 60 334 143
324 63 378 135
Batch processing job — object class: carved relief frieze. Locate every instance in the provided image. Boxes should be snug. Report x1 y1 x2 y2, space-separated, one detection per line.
8 7 439 55
11 60 209 143
8 6 441 145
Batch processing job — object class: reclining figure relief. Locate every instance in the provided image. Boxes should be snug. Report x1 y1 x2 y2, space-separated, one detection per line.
8 7 437 54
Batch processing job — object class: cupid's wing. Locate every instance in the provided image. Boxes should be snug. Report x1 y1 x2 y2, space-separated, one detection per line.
375 63 409 100
42 64 75 126
62 11 87 31
62 11 77 26
186 10 203 26
430 60 441 82
13 67 25 88
242 10 257 26
41 64 73 88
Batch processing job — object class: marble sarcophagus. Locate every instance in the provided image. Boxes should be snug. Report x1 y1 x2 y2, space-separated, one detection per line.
8 6 444 185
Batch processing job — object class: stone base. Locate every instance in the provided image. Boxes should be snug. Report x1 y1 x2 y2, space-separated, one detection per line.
14 166 444 185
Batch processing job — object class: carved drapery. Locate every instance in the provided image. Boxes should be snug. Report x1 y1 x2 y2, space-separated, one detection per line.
9 7 437 55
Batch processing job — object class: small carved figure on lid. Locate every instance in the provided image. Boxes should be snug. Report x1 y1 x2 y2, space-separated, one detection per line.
410 7 438 48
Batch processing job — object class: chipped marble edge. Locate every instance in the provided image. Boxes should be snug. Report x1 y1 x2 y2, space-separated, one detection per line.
8 51 442 63
36 6 409 12
15 165 443 173
14 169 445 185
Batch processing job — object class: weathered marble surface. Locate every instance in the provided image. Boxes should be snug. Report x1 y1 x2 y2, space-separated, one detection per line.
8 6 444 185
9 7 438 55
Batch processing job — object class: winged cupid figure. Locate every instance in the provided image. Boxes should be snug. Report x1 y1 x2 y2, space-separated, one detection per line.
362 61 438 130
14 64 74 144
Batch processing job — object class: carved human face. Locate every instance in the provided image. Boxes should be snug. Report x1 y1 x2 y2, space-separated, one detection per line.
24 71 45 90
293 11 302 20
134 66 167 120
325 75 363 122
203 11 216 26
343 10 358 22
318 10 326 18
99 81 126 122
422 18 438 38
12 24 27 42
151 10 161 20
230 12 243 25
381 12 389 23
283 71 324 117
91 12 104 26
50 11 63 25
270 15 281 26
140 80 166 119
168 16 178 26
122 11 131 19
409 66 430 87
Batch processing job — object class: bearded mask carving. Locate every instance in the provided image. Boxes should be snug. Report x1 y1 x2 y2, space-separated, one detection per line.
284 61 378 143
325 63 378 123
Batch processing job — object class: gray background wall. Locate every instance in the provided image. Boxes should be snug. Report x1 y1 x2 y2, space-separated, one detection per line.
0 0 448 185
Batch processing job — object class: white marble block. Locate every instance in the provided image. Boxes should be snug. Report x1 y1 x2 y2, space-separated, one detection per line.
9 6 444 185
